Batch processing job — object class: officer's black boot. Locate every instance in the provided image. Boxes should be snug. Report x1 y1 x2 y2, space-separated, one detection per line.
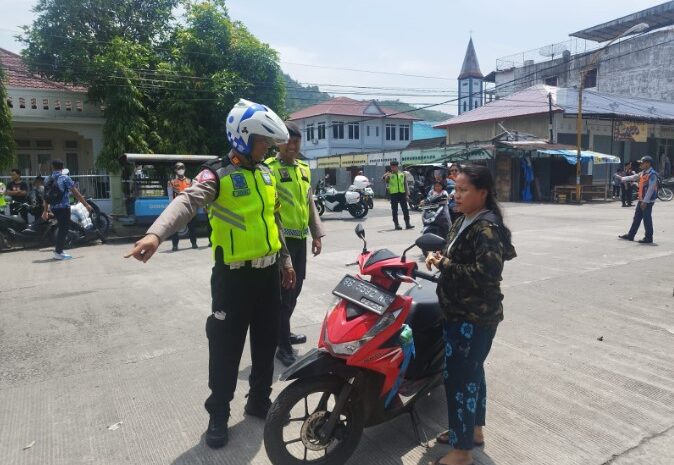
394 223 402 230
205 415 229 448
244 394 272 419
405 222 415 230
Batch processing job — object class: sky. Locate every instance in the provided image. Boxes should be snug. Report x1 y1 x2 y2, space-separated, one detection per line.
0 0 666 115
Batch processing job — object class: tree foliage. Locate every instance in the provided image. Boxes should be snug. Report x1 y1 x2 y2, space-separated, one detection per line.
20 0 287 172
0 65 16 171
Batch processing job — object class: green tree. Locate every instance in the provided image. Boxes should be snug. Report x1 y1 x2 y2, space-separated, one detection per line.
0 65 15 171
19 0 179 85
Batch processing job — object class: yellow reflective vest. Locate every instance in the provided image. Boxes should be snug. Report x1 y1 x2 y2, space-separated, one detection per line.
387 172 406 194
209 161 281 264
265 156 311 239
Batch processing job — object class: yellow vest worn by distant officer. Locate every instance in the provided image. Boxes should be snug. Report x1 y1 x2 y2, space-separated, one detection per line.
209 160 281 264
265 156 311 239
0 182 6 208
387 172 406 194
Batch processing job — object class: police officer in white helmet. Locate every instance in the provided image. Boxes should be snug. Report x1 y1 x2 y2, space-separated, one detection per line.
126 99 296 449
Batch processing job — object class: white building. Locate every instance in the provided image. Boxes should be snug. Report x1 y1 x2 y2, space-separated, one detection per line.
288 97 419 159
1 48 105 176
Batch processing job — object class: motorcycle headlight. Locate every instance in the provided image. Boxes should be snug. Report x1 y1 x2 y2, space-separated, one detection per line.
324 308 402 356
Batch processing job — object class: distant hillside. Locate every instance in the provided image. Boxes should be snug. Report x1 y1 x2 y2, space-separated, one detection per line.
284 74 330 114
283 75 453 121
377 100 452 121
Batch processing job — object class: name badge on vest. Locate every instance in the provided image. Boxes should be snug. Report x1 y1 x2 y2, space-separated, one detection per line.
230 173 250 197
279 168 292 182
262 172 273 186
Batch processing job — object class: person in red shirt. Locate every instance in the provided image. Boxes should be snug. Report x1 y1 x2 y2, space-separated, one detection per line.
167 162 198 251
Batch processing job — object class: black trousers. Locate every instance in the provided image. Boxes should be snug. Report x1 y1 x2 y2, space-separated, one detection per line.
612 185 621 197
279 238 307 350
53 207 71 254
628 202 654 241
620 185 632 206
390 192 410 226
170 217 197 248
205 259 281 420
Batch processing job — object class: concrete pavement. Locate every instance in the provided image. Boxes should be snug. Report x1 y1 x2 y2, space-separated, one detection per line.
0 200 672 465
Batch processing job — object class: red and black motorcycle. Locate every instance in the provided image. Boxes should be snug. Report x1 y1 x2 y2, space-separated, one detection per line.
264 225 447 465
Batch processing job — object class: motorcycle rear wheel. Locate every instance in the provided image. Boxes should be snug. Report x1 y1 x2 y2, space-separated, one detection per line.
315 200 325 216
0 231 15 250
264 376 364 465
348 202 368 218
658 187 673 201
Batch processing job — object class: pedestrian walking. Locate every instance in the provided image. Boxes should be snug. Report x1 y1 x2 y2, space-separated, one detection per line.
612 168 623 199
621 163 635 207
619 156 659 244
167 162 198 251
6 169 29 222
425 164 516 465
382 160 414 230
42 160 92 260
125 99 296 450
266 121 325 367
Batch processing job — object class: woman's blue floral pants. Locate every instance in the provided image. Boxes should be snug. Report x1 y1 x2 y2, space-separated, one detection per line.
442 320 496 450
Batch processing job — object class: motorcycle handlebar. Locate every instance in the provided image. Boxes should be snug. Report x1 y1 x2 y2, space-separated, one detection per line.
413 269 439 283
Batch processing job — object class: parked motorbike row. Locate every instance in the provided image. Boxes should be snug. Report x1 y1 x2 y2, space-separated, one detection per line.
0 199 110 250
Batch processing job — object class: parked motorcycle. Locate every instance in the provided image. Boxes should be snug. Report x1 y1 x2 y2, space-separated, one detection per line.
420 195 451 254
407 180 425 211
61 198 111 248
348 176 374 209
264 226 446 465
630 181 674 202
314 179 368 218
0 202 59 250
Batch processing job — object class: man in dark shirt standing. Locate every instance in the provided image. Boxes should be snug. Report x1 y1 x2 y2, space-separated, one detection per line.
7 169 29 222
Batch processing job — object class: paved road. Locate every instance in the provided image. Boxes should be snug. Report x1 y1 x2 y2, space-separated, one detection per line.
1 200 673 465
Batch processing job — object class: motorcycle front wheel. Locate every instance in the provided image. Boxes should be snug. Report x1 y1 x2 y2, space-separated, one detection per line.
0 230 15 250
315 200 325 216
264 376 365 465
93 212 111 242
347 202 368 218
658 187 673 201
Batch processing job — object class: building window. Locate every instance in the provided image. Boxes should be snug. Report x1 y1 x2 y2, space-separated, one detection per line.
36 140 53 149
306 123 315 141
347 122 360 140
474 100 479 108
15 139 31 149
399 124 410 141
31 98 37 110
317 122 326 140
65 140 78 149
332 121 344 139
18 154 31 173
583 68 597 88
43 98 49 110
19 97 25 109
366 125 370 137
66 153 79 174
385 124 396 141
38 153 52 174
544 76 558 86
463 101 467 113
376 126 379 137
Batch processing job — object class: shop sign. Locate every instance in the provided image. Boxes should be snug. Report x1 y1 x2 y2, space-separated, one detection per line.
614 122 648 142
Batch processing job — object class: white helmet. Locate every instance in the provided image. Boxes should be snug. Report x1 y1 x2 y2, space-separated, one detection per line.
226 99 289 156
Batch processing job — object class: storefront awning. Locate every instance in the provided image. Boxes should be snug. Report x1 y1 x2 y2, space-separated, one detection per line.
536 149 621 165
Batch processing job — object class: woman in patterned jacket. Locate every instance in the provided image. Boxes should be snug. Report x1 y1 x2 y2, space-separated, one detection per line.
425 164 516 465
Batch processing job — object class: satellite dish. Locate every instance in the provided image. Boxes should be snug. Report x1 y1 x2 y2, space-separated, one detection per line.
539 43 569 59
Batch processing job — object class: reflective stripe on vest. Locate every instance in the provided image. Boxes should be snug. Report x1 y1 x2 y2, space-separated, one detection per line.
210 166 281 264
266 157 311 239
388 172 406 194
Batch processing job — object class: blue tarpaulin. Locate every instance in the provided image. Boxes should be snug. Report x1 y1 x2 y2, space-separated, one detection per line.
536 149 621 165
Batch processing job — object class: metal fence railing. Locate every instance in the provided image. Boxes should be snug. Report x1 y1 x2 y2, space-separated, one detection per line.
0 174 111 199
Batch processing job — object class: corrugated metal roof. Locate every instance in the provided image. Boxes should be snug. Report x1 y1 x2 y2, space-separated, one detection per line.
434 85 562 128
570 1 674 42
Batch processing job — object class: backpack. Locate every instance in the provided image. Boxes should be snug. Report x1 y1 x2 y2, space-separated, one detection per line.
44 174 66 205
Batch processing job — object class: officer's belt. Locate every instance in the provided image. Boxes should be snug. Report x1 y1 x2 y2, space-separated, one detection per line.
283 227 309 239
225 254 277 270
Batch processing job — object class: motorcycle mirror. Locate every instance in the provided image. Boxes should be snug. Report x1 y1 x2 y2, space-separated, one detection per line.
354 224 367 253
415 233 446 252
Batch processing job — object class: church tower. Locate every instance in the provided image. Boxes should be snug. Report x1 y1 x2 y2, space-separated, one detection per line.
458 37 484 115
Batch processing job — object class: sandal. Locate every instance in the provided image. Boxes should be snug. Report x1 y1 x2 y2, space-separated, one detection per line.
435 430 484 447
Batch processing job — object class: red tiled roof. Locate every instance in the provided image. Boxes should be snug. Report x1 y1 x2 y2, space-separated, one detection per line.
288 97 422 121
434 85 562 129
0 48 87 92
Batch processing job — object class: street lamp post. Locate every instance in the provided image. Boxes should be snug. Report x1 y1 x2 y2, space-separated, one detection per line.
575 22 649 203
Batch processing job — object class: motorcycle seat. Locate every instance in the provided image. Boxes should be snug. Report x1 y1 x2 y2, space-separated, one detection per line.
404 284 443 333
325 192 346 202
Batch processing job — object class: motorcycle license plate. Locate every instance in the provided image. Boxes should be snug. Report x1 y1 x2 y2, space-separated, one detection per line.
332 275 396 315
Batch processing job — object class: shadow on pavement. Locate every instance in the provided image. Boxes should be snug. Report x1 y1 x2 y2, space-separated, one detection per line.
170 419 263 465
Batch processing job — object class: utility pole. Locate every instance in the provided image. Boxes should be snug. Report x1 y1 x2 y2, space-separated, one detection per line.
548 92 554 143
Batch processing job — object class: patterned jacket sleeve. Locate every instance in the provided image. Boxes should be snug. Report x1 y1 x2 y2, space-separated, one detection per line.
438 223 504 285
